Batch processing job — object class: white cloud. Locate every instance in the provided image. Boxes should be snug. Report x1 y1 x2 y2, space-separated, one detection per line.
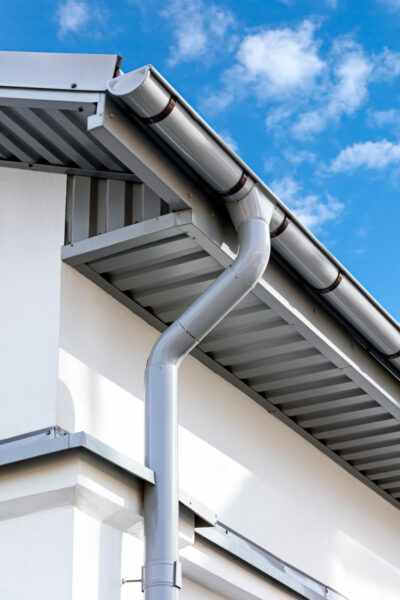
57 0 89 36
235 20 324 96
370 109 400 128
161 0 235 66
265 106 294 131
373 48 400 80
284 148 317 165
204 20 324 112
293 41 372 137
271 175 344 231
329 140 400 172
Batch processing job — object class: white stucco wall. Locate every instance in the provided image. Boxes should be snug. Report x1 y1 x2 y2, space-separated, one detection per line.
0 167 66 439
1 167 400 600
0 506 74 600
58 263 400 600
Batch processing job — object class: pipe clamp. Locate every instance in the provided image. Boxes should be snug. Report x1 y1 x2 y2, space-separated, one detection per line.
141 560 182 591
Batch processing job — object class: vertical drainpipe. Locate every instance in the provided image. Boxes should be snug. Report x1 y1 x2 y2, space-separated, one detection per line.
107 67 275 598
143 188 273 599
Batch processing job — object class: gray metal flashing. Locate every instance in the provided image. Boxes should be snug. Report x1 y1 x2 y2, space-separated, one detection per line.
197 524 348 600
62 210 400 510
0 428 346 599
0 52 121 91
0 426 154 484
0 427 218 526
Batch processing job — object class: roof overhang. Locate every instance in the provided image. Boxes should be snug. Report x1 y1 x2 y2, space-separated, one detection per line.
0 51 122 91
1 52 400 509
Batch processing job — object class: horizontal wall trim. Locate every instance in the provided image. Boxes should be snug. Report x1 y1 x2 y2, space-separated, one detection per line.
0 427 216 527
198 524 348 600
0 428 347 600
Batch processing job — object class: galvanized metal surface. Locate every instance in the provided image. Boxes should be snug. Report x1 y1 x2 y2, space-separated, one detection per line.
0 51 121 91
197 524 348 600
0 102 128 173
63 210 400 509
0 427 218 527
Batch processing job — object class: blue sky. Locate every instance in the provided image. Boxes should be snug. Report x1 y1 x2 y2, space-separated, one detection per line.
1 0 400 319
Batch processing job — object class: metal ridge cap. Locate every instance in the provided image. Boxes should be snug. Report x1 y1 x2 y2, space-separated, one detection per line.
148 64 400 334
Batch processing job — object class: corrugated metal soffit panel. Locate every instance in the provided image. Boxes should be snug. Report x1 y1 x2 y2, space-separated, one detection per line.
62 204 400 510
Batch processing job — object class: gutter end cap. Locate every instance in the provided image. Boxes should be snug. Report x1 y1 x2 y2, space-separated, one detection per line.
108 64 151 97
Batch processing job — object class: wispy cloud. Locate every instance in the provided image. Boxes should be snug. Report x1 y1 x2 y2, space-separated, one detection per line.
293 39 372 137
369 108 400 130
204 17 400 145
56 0 109 38
377 0 400 12
57 0 89 36
328 140 400 172
373 47 400 80
271 175 344 231
204 20 324 112
284 148 317 165
160 0 236 66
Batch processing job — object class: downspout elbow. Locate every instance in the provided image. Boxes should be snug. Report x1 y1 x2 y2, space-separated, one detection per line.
146 186 274 369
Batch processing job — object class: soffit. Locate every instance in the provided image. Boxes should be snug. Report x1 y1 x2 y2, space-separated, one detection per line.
62 201 400 511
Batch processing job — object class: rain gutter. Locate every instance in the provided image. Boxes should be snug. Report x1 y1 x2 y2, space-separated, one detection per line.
106 65 400 598
108 68 275 598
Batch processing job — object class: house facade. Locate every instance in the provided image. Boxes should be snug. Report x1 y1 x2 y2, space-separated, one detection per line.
0 52 400 600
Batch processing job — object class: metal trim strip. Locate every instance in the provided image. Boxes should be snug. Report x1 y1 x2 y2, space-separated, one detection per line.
197 524 349 600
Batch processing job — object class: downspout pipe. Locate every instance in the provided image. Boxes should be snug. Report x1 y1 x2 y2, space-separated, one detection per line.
107 67 274 598
143 190 273 599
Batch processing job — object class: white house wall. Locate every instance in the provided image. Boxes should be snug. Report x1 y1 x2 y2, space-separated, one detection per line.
1 168 400 600
58 259 400 600
0 167 66 438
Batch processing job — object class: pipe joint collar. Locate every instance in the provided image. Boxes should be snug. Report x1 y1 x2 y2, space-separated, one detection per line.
227 186 275 230
147 321 197 367
142 561 182 591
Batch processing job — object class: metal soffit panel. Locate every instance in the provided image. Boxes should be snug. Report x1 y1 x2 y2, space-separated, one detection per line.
62 211 400 510
0 104 128 173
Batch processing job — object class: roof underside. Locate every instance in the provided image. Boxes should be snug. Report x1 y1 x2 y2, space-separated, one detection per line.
1 52 400 510
62 196 400 510
0 103 129 174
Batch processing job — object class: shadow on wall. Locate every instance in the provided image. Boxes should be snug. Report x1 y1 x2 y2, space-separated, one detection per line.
56 264 400 599
57 263 151 461
57 378 75 433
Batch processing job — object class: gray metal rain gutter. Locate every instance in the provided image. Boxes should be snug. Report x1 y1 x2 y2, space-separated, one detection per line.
108 65 400 378
108 68 274 599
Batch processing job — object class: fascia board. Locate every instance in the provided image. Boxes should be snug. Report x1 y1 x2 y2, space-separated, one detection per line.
0 87 100 110
87 94 236 251
0 51 121 91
